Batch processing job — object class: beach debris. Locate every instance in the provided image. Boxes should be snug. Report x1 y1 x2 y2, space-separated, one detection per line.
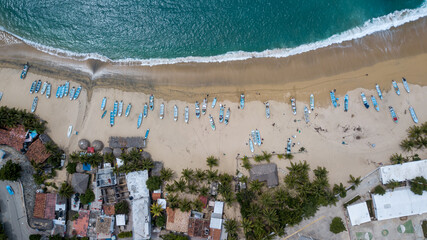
67 125 73 138
185 106 189 123
149 94 154 111
202 98 207 115
219 104 224 123
310 94 314 111
30 80 37 94
64 81 70 96
409 106 418 123
375 84 383 100
212 97 217 108
224 108 230 125
92 140 104 152
265 102 270 119
101 97 107 110
78 139 90 150
69 87 76 101
371 95 379 112
392 80 400 96
174 105 178 121
159 103 165 119
113 101 118 116
195 101 201 118
125 103 132 117
329 91 337 108
118 100 124 117
240 94 245 109
209 114 216 130
360 92 369 109
31 96 38 113
20 62 29 79
40 81 48 95
389 106 398 123
402 77 410 93
304 106 310 123
101 110 107 119
46 83 51 99
291 97 296 115
344 94 349 112
73 85 82 100
137 113 143 128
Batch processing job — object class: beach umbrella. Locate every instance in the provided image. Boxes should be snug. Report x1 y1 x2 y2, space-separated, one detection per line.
102 147 113 155
92 140 104 152
78 139 90 150
113 148 122 157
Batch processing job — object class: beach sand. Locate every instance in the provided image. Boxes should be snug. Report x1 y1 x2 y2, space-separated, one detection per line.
0 15 427 219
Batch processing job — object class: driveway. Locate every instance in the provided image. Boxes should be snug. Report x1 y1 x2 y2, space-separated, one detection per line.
0 180 38 239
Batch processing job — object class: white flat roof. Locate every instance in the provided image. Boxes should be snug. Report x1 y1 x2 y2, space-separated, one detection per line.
116 214 126 226
210 217 223 229
132 198 151 239
380 159 427 184
347 202 371 226
213 201 224 214
126 170 149 199
372 187 427 221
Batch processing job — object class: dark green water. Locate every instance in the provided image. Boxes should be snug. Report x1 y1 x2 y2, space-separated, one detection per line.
0 0 426 64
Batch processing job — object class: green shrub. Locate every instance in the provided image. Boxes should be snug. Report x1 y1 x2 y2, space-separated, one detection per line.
343 195 361 208
330 217 346 234
80 188 95 205
66 162 77 174
29 234 42 240
146 176 162 191
156 215 166 228
118 231 133 238
410 176 427 195
161 233 190 240
115 201 130 214
373 185 386 195
0 160 22 181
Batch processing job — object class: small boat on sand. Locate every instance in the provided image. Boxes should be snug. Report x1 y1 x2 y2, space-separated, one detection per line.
291 97 296 115
145 129 150 139
185 106 189 123
110 111 114 127
409 106 418 123
64 81 69 96
195 101 201 118
304 106 310 123
286 138 292 154
46 83 51 99
40 81 48 95
249 139 254 153
137 113 143 129
30 80 37 94
361 92 369 109
55 85 61 98
219 104 224 123
31 96 38 113
35 80 42 93
402 77 410 93
59 84 65 98
118 101 124 117
202 98 207 115
143 103 148 118
159 103 165 119
101 97 107 110
113 101 118 116
376 84 383 100
225 108 230 125
265 102 270 119
330 91 337 107
101 110 107 119
310 94 314 111
125 103 132 117
240 94 245 109
371 95 379 112
69 87 75 100
344 95 349 112
149 95 154 111
21 63 29 79
392 80 400 96
0 92 3 101
67 125 73 138
255 130 261 146
212 98 217 108
251 130 256 143
73 86 81 100
174 105 178 121
389 106 398 123
209 114 216 130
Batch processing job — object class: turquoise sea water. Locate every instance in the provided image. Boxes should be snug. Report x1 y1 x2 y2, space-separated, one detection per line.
0 0 426 64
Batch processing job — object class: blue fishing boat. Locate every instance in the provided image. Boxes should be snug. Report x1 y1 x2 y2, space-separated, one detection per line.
101 110 107 119
55 85 61 98
21 63 29 79
389 106 398 123
173 105 178 121
330 91 337 107
149 94 154 111
31 96 38 113
195 101 200 118
291 97 296 115
375 84 383 100
255 130 261 146
409 107 418 123
69 87 75 101
118 101 124 117
265 102 270 119
392 80 400 96
251 130 256 143
46 83 51 99
64 81 70 96
344 95 349 112
286 138 292 154
59 85 65 98
137 113 143 129
101 97 107 110
35 80 42 93
402 78 410 93
219 104 224 123
185 106 189 123
0 92 3 101
304 106 310 123
113 101 118 116
202 98 207 115
310 94 314 111
211 97 217 108
209 114 216 130
125 103 131 117
371 95 379 112
240 94 245 109
30 80 37 94
361 92 369 109
73 86 81 100
224 108 230 125
40 82 48 95
159 103 165 119
145 129 150 139
110 111 114 127
143 103 148 118
249 139 254 153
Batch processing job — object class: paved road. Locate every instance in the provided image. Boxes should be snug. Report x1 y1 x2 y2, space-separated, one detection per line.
0 180 37 240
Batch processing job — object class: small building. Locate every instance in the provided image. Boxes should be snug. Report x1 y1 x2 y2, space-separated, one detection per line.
166 207 191 233
116 214 126 226
96 215 114 239
72 210 90 237
188 216 210 238
126 171 150 199
72 173 90 194
96 167 117 188
347 202 371 226
372 187 427 221
55 195 67 225
209 201 225 240
25 138 51 164
379 159 427 184
249 163 279 187
33 193 56 220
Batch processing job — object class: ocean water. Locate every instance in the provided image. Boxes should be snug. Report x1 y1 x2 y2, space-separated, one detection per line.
0 0 426 65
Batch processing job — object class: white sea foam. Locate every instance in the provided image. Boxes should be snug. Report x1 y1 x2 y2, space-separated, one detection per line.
1 1 427 66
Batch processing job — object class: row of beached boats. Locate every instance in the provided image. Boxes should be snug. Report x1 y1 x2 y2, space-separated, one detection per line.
248 130 262 152
29 80 82 102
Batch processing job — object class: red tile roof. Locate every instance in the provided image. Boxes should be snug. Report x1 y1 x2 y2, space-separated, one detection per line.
188 218 210 238
33 193 47 219
199 195 208 208
26 139 51 164
0 126 26 152
103 204 115 216
73 210 90 237
210 228 222 240
44 193 56 220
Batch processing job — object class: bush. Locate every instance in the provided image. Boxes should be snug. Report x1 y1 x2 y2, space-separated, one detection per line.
330 217 346 234
410 176 427 195
80 188 95 205
72 213 79 220
66 162 77 174
30 234 42 240
373 185 386 195
156 215 166 228
161 233 190 240
0 160 22 181
115 201 129 214
146 176 162 191
343 195 361 208
118 231 133 238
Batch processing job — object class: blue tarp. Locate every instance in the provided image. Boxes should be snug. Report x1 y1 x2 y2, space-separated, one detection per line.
82 163 91 171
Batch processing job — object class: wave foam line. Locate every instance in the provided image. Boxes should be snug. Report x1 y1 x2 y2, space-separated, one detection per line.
1 1 427 66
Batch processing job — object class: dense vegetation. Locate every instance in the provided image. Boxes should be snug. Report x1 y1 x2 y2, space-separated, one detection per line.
116 149 154 173
58 182 74 198
115 200 130 215
410 176 427 195
80 188 95 205
118 231 133 238
399 122 427 152
0 221 7 240
0 106 47 133
160 233 189 240
329 217 346 234
0 160 22 181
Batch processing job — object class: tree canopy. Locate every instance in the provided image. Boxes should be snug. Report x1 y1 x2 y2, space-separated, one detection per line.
330 217 346 234
80 188 95 205
0 160 22 181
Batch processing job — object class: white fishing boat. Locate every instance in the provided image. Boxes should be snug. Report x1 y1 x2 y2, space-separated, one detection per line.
73 86 82 100
392 80 400 96
265 102 270 119
255 130 261 146
113 101 118 116
375 84 383 100
30 80 37 94
219 104 224 123
409 106 418 123
55 85 61 98
389 106 398 123
304 106 310 123
46 83 51 99
173 105 178 121
185 106 189 123
125 103 132 117
240 94 245 109
40 82 48 95
118 101 124 117
143 103 148 118
361 92 369 109
209 114 216 130
291 97 296 115
35 80 42 93
159 103 165 119
67 125 73 138
59 84 65 98
249 139 254 153
224 108 230 125
69 87 75 101
149 94 154 111
402 77 410 93
195 101 200 118
211 97 217 108
31 96 38 113
310 94 314 111
137 113 143 129
202 98 207 115
64 81 70 96
20 63 29 79
101 97 107 110
371 95 379 112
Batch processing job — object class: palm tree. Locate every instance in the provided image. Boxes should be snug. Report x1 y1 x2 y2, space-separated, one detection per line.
206 156 219 168
348 175 362 189
242 156 251 170
241 218 254 235
254 155 264 163
179 198 192 212
206 169 218 183
249 180 264 194
389 153 408 164
273 188 287 205
192 199 204 212
407 126 422 139
400 139 415 152
194 169 206 181
277 154 284 160
150 202 163 217
284 153 294 160
263 208 278 226
167 194 180 209
260 192 274 207
313 167 328 181
173 179 187 192
333 183 347 198
165 184 176 193
219 173 233 185
223 219 239 239
221 191 235 207
262 151 272 162
58 182 74 198
187 183 199 194
199 186 209 196
414 137 427 149
160 168 174 181
181 168 194 181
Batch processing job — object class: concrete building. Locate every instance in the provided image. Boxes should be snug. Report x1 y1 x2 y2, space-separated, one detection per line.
210 201 225 240
379 159 427 184
347 202 371 226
